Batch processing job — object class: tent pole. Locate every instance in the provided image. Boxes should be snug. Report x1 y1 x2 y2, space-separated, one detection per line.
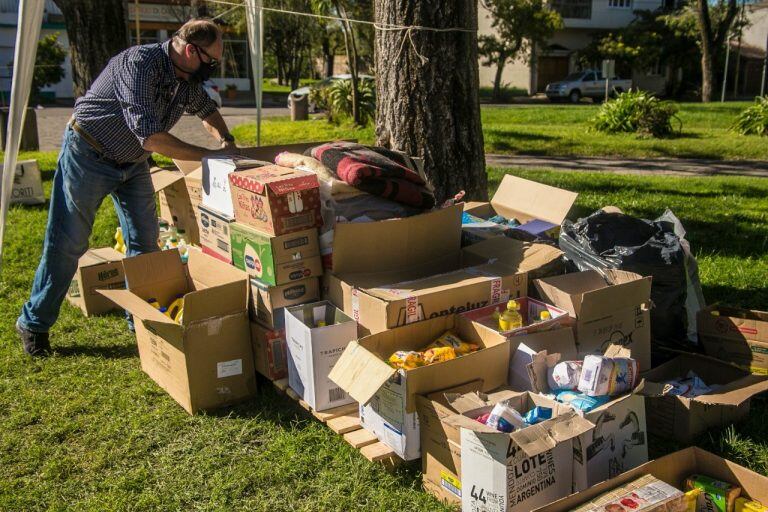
0 0 45 273
245 0 263 147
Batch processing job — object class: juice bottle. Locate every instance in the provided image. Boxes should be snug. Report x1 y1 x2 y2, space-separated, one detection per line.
499 299 523 331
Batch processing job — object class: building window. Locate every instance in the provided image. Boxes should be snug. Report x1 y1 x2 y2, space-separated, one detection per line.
219 39 250 79
131 30 160 45
608 0 632 8
549 0 592 19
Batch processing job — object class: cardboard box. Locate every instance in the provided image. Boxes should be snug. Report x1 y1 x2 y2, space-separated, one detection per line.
461 296 569 338
462 175 578 245
201 157 270 217
151 164 203 245
250 321 287 381
639 353 768 443
230 222 322 286
568 474 692 512
250 277 321 329
508 327 578 391
0 159 44 205
99 249 256 414
527 345 649 491
329 314 514 460
535 270 652 371
698 305 768 375
198 204 234 264
461 236 565 294
67 247 126 316
536 447 768 512
229 165 322 236
285 301 357 411
456 391 594 512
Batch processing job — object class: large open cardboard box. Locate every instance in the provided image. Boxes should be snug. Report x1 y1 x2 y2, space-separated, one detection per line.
463 175 578 244
640 352 768 443
535 447 768 512
417 386 594 509
99 249 256 414
329 314 514 460
698 305 768 375
535 269 652 371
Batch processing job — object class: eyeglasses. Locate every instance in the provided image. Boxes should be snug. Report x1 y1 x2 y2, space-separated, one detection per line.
193 44 219 68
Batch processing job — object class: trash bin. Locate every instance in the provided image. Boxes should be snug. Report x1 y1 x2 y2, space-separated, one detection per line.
289 93 309 121
0 107 39 151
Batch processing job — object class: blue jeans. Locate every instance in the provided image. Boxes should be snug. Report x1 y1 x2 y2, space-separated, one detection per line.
18 127 159 333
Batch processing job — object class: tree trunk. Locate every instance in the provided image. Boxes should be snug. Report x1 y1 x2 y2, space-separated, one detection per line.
375 0 487 203
700 46 714 102
492 56 507 103
53 0 130 98
322 36 335 78
336 2 360 125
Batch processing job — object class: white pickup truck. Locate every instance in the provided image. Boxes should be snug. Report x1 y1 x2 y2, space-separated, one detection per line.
545 70 632 103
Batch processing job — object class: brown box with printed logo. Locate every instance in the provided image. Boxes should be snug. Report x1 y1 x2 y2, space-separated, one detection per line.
698 305 768 375
67 247 126 316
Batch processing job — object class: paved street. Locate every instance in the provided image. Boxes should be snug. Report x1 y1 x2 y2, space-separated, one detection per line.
35 106 290 152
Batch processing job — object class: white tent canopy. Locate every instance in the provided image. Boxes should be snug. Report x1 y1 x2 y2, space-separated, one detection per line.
0 0 264 271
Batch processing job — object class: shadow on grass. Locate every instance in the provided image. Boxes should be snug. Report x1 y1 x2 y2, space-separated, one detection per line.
701 284 768 309
54 342 139 359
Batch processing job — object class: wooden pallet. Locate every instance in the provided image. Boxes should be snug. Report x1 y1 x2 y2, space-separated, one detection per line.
272 378 404 470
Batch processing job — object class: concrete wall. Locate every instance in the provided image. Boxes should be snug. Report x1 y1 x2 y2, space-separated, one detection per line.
477 3 534 92
742 2 768 51
562 0 663 29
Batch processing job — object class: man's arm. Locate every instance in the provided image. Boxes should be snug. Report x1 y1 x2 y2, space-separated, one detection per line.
201 111 236 149
143 132 231 161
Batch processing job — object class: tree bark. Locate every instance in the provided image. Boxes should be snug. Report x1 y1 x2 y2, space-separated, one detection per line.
322 36 335 77
375 0 487 203
694 0 738 102
53 0 130 98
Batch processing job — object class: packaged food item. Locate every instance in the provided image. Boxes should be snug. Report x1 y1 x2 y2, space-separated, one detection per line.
735 497 768 512
571 474 695 512
476 412 491 425
548 360 583 391
485 400 525 433
555 389 611 412
388 351 425 370
662 371 714 398
499 299 523 331
685 474 741 512
428 330 479 356
423 346 457 364
578 355 639 397
523 406 552 425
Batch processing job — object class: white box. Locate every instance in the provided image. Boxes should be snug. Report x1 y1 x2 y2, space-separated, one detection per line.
201 156 267 218
285 300 357 411
359 372 421 460
572 393 648 491
458 392 593 512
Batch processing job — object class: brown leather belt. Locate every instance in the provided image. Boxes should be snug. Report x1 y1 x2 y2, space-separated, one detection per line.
69 117 106 154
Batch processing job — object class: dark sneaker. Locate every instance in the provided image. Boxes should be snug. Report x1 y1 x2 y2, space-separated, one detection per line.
15 321 51 357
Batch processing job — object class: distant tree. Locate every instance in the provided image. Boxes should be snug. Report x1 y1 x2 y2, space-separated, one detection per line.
691 0 739 102
264 0 317 89
52 0 130 97
30 33 67 100
479 0 562 102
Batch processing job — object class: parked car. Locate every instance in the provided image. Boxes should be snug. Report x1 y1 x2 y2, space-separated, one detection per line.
203 80 222 108
545 70 632 103
288 74 375 112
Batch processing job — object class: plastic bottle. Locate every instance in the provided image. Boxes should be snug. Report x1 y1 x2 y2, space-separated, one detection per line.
146 298 161 310
114 227 126 254
540 310 551 321
174 305 184 324
498 299 523 331
166 295 184 320
178 239 189 264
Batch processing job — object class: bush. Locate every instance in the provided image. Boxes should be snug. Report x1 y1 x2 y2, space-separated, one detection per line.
731 96 768 136
310 78 375 125
591 90 681 138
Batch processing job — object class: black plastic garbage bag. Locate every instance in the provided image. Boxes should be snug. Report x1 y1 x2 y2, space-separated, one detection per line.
559 209 704 355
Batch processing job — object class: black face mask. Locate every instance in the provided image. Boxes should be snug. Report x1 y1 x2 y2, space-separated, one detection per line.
193 59 216 82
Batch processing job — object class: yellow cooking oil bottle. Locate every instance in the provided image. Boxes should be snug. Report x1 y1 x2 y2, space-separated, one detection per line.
166 295 184 323
499 299 523 331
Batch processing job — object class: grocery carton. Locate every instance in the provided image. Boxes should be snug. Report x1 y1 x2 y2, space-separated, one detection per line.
67 247 126 316
329 314 513 460
508 327 578 391
229 165 322 236
0 159 44 205
536 447 768 512
201 156 269 217
462 175 578 245
639 353 768 443
698 305 768 375
250 277 321 329
198 204 234 264
250 321 287 381
230 222 321 286
99 249 256 414
535 269 652 371
285 301 357 411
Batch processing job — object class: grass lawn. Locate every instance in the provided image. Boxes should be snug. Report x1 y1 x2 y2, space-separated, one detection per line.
1 152 767 509
232 103 768 161
261 78 319 94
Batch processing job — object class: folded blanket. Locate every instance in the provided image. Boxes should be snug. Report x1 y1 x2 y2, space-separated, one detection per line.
308 142 435 209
